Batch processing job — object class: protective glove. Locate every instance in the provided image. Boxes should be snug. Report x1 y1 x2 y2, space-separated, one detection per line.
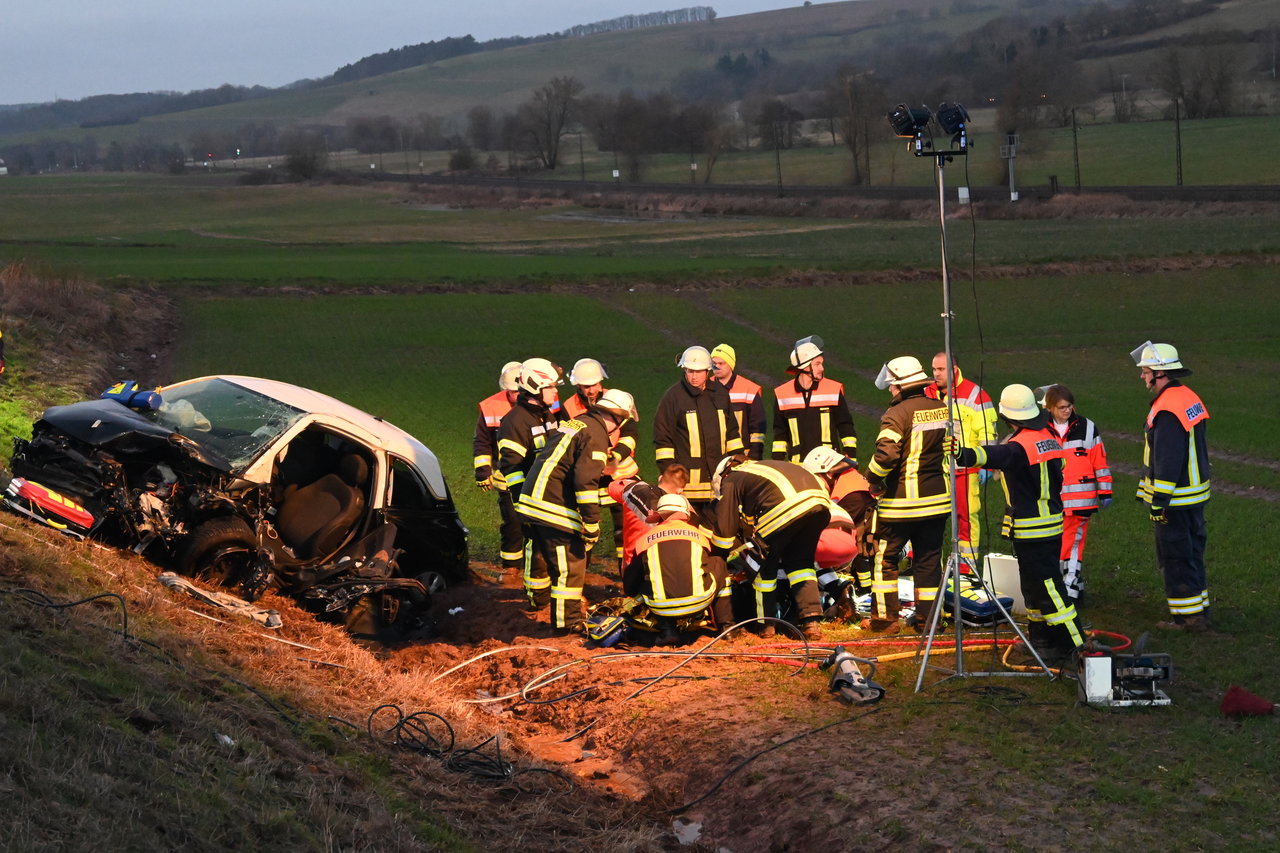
582 523 601 548
1149 505 1167 525
1099 495 1113 510
475 474 493 492
942 435 960 457
978 469 992 485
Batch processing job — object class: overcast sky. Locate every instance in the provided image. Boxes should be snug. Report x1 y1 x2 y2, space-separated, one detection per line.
1 1 797 105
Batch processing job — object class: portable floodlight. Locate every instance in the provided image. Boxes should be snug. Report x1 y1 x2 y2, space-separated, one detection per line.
888 104 932 138
935 102 971 150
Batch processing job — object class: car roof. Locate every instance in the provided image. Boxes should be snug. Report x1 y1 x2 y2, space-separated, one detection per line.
166 375 450 497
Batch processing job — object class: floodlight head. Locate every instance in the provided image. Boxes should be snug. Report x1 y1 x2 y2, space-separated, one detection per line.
935 102 969 135
888 104 932 138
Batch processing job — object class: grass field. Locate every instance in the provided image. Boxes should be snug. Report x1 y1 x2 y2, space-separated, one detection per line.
3 174 1280 849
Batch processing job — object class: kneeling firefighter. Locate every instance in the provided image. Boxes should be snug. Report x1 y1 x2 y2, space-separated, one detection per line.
623 493 732 644
710 455 832 640
949 384 1085 661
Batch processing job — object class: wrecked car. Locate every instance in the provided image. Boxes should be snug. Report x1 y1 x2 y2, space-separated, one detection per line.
7 375 469 638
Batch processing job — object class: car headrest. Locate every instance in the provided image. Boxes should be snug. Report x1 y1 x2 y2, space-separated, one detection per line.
337 454 369 488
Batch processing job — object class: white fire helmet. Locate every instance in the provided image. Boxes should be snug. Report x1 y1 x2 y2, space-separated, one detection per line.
998 384 1041 421
678 346 713 371
712 453 746 498
568 357 608 386
518 358 564 395
1131 341 1185 372
655 493 693 519
802 446 850 475
498 361 522 392
594 388 638 421
788 335 824 373
874 355 929 390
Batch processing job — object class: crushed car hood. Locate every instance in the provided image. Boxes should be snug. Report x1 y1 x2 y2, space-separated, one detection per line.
39 399 232 471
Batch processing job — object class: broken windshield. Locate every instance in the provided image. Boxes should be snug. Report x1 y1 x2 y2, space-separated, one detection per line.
152 377 305 470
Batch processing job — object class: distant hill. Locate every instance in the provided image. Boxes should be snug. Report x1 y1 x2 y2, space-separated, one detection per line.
1 0 1276 168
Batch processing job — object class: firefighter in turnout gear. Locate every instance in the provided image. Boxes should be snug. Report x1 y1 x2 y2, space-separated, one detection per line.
802 446 876 601
709 456 832 640
951 384 1085 661
865 357 951 631
517 395 625 631
1040 384 1113 603
473 361 525 571
653 345 744 506
772 336 858 464
623 494 732 644
710 343 766 460
926 354 997 566
1132 342 1212 632
496 359 563 595
564 359 639 566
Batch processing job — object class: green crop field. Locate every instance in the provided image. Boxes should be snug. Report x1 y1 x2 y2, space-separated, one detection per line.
4 171 1280 849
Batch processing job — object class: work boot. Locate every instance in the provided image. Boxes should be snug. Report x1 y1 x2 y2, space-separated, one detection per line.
1155 614 1214 633
753 621 777 639
799 620 823 641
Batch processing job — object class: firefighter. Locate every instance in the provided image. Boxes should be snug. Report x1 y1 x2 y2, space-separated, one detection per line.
1040 384 1112 603
495 358 563 603
564 358 638 568
517 391 631 632
473 361 524 572
710 343 766 460
624 493 732 645
864 357 951 632
926 353 997 567
653 345 744 508
802 446 876 601
771 335 857 464
1131 342 1212 632
609 463 690 569
709 455 832 640
949 384 1085 661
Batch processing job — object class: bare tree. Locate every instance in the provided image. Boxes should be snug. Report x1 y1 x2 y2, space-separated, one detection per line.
828 64 882 186
1153 44 1242 119
466 105 496 150
518 76 584 169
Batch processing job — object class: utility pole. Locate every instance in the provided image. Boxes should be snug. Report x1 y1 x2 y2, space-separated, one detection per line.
1174 98 1184 187
1071 108 1081 191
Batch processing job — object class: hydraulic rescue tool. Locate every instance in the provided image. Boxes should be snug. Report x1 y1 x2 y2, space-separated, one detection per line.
820 645 885 705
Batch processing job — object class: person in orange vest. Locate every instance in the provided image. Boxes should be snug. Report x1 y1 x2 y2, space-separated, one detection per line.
1039 384 1112 604
771 336 857 464
949 384 1085 662
926 353 998 567
564 359 639 568
609 463 690 570
1131 342 1212 632
623 493 732 645
472 361 524 572
710 343 766 460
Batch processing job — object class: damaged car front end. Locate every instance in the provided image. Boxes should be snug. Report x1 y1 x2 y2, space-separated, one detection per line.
8 376 469 639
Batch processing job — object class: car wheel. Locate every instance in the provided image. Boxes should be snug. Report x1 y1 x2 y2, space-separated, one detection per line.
178 517 258 587
417 570 449 595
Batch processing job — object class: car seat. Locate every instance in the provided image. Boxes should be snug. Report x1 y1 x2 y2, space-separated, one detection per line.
274 453 369 560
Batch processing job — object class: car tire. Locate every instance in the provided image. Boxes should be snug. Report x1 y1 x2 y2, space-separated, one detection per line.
178 517 258 587
417 570 449 595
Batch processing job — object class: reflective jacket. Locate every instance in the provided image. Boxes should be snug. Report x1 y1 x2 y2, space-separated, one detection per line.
564 390 640 500
1050 413 1112 515
653 378 744 502
495 394 559 497
715 373 767 460
516 413 611 535
959 425 1066 540
771 377 857 462
1138 381 1210 509
624 519 718 617
865 387 950 521
926 368 997 471
472 391 514 482
710 460 831 549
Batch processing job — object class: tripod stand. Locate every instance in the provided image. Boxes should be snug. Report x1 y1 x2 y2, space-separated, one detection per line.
903 136 1056 691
